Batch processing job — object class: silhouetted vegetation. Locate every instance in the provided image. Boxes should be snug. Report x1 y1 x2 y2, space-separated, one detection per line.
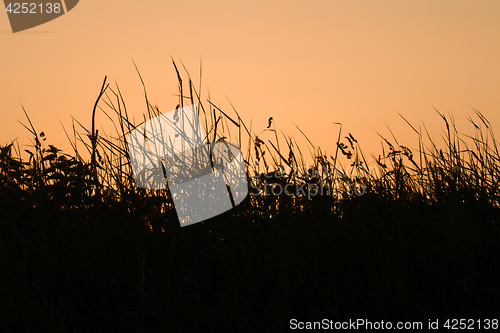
1 63 499 332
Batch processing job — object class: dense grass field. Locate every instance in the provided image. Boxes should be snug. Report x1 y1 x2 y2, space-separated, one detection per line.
1 66 499 332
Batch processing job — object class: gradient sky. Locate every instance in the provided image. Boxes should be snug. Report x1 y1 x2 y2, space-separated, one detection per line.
1 1 499 163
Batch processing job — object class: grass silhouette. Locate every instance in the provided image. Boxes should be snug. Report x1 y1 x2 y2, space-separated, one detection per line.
1 62 499 332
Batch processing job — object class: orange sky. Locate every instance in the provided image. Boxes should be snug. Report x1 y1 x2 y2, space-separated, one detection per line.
1 1 499 164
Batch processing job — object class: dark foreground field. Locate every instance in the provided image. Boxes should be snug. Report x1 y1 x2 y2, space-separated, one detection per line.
1 71 499 332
